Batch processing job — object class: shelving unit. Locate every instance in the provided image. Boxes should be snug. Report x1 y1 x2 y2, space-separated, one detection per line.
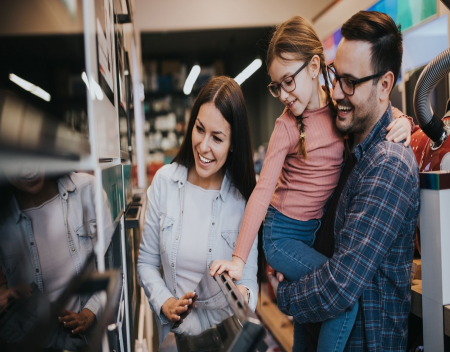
0 0 147 351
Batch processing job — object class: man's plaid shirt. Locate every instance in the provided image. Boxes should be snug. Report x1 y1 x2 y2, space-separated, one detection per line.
277 105 420 351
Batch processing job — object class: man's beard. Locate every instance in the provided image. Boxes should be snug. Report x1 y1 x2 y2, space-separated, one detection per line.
335 86 378 137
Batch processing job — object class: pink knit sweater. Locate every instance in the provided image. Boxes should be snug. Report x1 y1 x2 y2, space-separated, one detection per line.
233 105 344 263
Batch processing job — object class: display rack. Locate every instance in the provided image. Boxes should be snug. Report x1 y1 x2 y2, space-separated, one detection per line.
0 0 146 351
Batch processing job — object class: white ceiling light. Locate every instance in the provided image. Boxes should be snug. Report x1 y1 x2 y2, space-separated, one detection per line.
9 73 51 102
234 59 262 85
81 72 90 90
183 65 201 95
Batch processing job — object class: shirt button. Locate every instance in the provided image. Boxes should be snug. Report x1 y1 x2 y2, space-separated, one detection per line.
36 268 39 273
63 193 66 197
212 222 215 226
180 182 183 185
72 247 75 252
171 263 174 267
30 242 34 246
175 236 179 240
233 242 236 247
209 248 212 252
216 197 218 200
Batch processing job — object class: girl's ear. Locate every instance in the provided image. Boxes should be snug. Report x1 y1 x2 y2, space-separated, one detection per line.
309 55 321 79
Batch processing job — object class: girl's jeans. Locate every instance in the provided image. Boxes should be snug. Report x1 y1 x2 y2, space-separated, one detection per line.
263 205 358 352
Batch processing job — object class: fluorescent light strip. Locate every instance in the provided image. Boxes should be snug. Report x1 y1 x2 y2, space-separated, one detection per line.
9 73 51 102
183 65 201 95
234 59 262 85
81 72 90 90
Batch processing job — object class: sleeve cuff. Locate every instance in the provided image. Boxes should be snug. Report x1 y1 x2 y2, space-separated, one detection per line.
84 294 102 319
150 290 174 325
276 280 290 315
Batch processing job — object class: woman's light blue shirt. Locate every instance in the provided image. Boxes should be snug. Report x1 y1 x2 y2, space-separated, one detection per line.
137 162 258 344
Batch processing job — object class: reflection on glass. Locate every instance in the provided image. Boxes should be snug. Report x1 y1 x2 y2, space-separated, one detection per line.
0 169 113 350
0 0 89 159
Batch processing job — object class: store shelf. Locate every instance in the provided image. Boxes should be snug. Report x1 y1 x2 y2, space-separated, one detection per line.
410 279 450 337
445 306 450 337
411 280 423 318
256 286 294 352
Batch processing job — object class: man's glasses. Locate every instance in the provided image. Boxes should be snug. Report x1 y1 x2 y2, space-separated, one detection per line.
267 60 310 98
327 63 387 96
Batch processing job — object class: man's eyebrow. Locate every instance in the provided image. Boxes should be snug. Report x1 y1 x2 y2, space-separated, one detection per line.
341 73 358 80
196 118 227 137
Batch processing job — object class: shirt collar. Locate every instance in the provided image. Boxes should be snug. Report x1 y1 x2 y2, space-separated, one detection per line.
171 163 230 203
354 103 393 162
13 173 76 223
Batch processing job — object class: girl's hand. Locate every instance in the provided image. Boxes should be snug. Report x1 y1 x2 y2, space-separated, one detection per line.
58 308 95 335
161 292 196 324
210 256 245 281
386 111 412 146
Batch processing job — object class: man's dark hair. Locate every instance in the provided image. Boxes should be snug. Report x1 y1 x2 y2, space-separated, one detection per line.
341 11 403 85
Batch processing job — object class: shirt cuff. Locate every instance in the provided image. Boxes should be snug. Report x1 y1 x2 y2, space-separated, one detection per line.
84 295 102 320
150 290 174 325
276 280 290 316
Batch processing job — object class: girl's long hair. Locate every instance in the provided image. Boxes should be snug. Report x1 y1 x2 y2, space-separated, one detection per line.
266 16 337 159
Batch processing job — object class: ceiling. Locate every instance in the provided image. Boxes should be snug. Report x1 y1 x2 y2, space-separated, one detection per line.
135 0 337 33
0 0 84 35
141 27 271 60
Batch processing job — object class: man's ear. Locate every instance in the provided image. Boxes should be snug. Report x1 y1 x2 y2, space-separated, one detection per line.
379 71 395 102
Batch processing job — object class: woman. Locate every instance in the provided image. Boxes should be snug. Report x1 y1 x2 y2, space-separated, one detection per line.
137 76 258 344
0 165 112 350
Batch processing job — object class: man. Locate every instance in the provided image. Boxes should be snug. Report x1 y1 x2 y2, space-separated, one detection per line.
269 11 420 351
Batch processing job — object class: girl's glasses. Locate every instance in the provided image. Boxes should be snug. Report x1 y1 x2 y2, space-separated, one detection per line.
267 60 310 98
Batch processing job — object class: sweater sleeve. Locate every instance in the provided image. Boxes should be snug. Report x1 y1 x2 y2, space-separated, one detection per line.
233 118 294 263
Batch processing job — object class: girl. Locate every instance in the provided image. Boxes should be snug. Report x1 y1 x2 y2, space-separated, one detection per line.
210 16 412 351
137 77 258 345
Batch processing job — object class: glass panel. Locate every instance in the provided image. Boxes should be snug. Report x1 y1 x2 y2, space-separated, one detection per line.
0 169 113 350
0 0 89 158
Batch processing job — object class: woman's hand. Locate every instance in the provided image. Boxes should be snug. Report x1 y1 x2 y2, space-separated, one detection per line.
161 292 196 324
387 107 412 146
237 285 249 304
210 256 245 281
58 308 96 335
0 284 32 312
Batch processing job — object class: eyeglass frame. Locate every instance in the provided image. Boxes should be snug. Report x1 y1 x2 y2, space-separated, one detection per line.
267 60 310 98
327 62 387 96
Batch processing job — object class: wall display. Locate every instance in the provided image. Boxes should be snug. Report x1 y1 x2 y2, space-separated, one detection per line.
323 0 438 63
95 0 115 105
116 28 128 114
114 0 133 23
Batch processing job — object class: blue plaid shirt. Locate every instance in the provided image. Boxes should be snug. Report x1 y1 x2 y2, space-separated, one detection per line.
277 105 420 351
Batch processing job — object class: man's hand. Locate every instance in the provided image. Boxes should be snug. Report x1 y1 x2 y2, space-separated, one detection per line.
161 292 196 324
210 256 245 281
267 272 285 298
58 308 96 335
